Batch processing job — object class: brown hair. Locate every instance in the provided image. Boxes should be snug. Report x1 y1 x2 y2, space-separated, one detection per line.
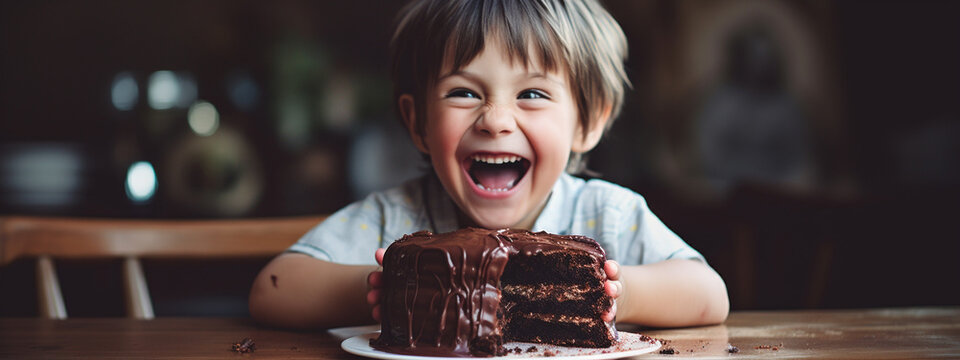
390 0 630 149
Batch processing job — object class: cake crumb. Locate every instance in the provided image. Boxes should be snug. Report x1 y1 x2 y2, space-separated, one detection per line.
755 343 782 350
231 338 256 353
659 348 677 355
542 350 556 357
526 346 538 353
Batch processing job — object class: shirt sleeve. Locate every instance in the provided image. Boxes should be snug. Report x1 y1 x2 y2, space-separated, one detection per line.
287 193 388 265
590 181 706 265
623 195 706 264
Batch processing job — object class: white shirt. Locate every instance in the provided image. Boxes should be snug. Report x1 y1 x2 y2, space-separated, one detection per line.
289 173 705 266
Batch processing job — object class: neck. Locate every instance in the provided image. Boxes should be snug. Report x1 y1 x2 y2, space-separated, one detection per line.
455 192 552 231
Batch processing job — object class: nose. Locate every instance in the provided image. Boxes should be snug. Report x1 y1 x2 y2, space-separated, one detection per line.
474 104 516 137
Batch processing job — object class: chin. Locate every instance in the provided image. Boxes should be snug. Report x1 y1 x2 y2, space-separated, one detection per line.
468 211 523 230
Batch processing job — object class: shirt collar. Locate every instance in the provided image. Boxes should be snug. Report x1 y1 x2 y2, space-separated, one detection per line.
424 172 576 235
423 174 461 233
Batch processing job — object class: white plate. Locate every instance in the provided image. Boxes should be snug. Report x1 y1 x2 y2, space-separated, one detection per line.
341 331 661 360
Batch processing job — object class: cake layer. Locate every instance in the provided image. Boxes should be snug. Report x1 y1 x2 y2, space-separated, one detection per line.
501 283 598 301
501 252 605 284
502 285 610 315
503 313 615 347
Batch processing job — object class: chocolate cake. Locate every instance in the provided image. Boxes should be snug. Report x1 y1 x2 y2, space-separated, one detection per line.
371 228 616 357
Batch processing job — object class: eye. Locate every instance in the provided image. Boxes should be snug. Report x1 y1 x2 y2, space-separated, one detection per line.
518 90 549 100
446 88 480 99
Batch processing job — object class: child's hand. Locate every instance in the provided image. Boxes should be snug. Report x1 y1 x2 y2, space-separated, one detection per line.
602 260 622 322
366 248 387 322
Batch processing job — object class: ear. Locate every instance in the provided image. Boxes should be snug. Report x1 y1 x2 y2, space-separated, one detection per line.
571 105 612 153
399 94 429 154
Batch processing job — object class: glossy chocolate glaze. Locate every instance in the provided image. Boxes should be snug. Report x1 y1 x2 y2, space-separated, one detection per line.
371 228 609 357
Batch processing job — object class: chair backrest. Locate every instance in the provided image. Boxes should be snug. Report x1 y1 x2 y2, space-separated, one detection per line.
0 215 325 319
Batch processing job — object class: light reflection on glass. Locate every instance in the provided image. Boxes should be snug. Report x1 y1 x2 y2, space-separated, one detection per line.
147 71 197 110
125 161 157 202
111 72 139 111
176 73 198 108
148 71 180 110
188 100 219 136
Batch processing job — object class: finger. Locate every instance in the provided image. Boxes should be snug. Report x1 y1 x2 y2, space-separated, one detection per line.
604 260 620 280
367 271 383 288
605 280 621 298
602 301 617 322
375 248 386 265
366 289 381 305
372 305 381 322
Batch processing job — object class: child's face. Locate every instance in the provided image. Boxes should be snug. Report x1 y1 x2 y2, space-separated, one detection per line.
404 40 596 230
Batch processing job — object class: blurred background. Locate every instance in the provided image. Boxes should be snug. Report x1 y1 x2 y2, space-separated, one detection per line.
1 0 958 317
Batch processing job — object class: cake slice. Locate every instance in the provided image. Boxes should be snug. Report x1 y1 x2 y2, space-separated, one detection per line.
371 228 616 357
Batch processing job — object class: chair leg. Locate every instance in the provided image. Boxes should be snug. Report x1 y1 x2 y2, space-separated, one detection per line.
806 240 836 308
732 224 756 309
36 256 67 319
123 256 155 319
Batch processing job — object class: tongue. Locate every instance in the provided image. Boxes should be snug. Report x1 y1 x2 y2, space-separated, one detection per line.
472 167 521 190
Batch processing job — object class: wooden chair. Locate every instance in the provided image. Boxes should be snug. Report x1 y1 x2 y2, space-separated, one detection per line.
0 215 325 319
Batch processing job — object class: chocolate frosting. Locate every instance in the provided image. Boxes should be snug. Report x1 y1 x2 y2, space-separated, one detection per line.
371 228 608 357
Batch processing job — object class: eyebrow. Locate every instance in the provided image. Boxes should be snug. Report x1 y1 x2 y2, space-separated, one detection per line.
437 69 562 85
436 70 474 82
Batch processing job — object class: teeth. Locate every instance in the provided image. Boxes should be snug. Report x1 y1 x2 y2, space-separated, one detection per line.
476 181 515 192
471 155 521 164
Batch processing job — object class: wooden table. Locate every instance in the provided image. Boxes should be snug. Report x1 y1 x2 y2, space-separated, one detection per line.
1 307 958 359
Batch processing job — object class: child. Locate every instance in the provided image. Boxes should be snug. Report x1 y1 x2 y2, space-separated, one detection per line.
249 0 728 330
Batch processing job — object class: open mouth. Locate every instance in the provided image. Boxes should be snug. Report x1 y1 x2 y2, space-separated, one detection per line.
466 154 531 192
